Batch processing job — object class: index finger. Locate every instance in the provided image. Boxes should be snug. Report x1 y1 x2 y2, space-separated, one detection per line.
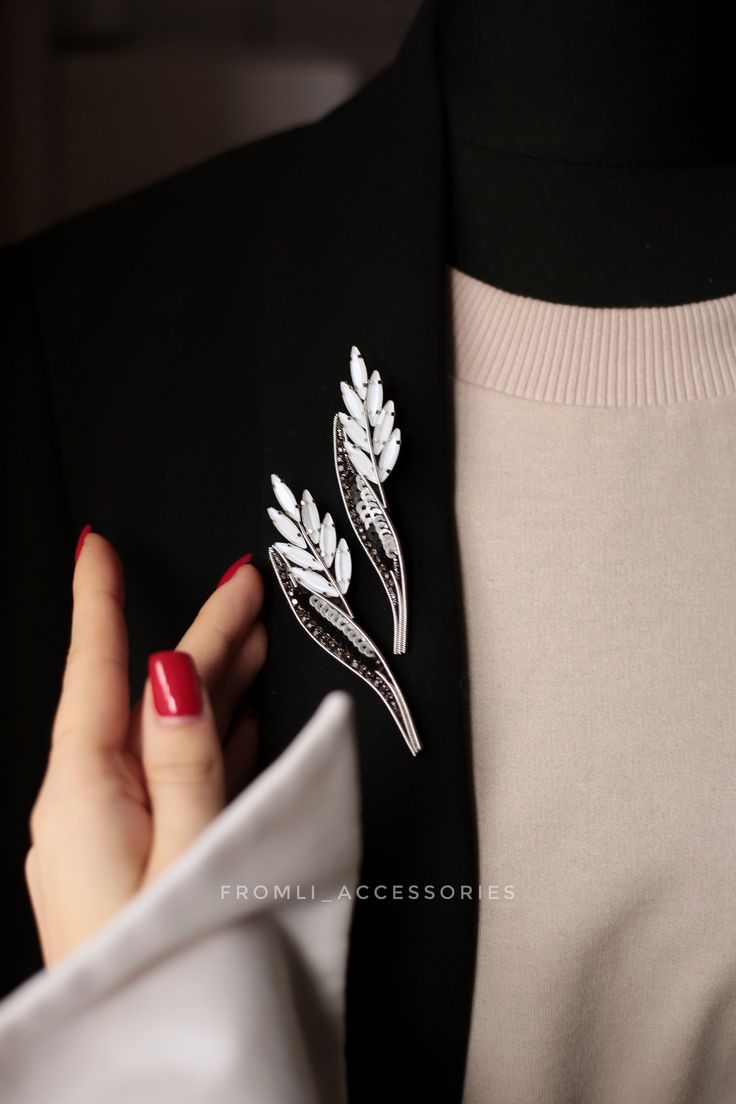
51 526 130 752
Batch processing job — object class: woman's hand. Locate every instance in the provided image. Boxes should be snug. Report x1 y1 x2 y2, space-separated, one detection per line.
25 527 268 968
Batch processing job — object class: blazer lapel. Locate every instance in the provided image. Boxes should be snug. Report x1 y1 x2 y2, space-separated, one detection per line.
256 1 479 1099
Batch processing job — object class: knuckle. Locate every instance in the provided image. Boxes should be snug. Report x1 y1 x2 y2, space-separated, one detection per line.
65 644 126 673
244 564 265 612
245 619 269 668
208 619 240 662
50 720 95 750
75 581 120 608
28 798 46 843
146 745 221 787
51 717 82 742
24 848 36 890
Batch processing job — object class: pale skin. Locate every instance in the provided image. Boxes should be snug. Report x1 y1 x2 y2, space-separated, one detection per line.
25 531 267 967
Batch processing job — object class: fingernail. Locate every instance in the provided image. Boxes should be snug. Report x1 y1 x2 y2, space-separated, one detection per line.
148 650 202 719
216 553 253 589
74 523 92 564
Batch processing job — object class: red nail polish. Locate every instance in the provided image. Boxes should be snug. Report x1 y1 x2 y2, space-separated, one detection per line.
216 553 253 589
148 650 202 718
74 523 92 564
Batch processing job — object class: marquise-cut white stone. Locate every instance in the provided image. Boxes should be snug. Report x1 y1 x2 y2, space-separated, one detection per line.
268 507 306 547
270 473 299 520
300 489 321 538
366 370 383 427
341 381 368 426
350 345 368 399
346 441 380 483
372 400 395 453
338 411 370 450
378 428 401 481
334 538 352 594
274 542 320 570
292 567 339 597
319 512 337 567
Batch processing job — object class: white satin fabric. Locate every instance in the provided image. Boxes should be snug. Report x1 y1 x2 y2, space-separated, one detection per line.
0 690 361 1104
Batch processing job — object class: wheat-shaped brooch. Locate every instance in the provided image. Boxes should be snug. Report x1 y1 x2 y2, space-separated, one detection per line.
333 346 408 654
267 474 421 756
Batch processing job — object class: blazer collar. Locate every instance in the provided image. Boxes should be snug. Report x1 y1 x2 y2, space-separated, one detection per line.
257 1 479 1098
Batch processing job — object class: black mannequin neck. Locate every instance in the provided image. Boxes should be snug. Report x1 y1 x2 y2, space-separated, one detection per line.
436 0 736 306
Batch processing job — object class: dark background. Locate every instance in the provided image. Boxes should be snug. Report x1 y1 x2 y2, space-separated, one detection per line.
0 0 421 244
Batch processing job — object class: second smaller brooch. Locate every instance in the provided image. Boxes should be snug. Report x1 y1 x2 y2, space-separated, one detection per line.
333 346 408 655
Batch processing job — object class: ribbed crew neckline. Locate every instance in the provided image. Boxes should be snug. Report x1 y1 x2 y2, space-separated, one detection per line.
448 265 736 407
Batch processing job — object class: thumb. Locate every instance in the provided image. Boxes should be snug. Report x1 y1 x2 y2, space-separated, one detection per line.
141 649 225 882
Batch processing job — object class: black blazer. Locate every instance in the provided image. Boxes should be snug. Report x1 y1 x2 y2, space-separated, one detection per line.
2 0 479 1097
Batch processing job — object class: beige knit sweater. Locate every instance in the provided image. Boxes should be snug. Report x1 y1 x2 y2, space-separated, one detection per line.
448 265 736 1103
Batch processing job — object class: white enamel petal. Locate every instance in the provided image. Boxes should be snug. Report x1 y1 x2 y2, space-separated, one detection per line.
350 345 368 399
340 381 368 426
300 489 321 538
345 441 380 484
338 411 370 450
270 473 299 520
319 512 337 567
366 370 383 426
292 567 339 598
274 541 320 570
268 507 306 547
377 428 401 481
372 399 395 453
334 538 352 594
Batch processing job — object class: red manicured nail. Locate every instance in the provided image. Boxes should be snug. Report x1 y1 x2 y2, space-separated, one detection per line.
148 650 202 719
216 553 253 589
74 523 92 564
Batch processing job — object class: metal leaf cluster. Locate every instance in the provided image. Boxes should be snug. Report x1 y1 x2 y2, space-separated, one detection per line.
268 476 352 600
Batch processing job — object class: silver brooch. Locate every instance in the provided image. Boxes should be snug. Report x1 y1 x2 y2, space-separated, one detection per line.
267 475 421 756
333 346 407 654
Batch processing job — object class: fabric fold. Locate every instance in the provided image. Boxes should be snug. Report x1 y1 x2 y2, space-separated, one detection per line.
0 689 361 1104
